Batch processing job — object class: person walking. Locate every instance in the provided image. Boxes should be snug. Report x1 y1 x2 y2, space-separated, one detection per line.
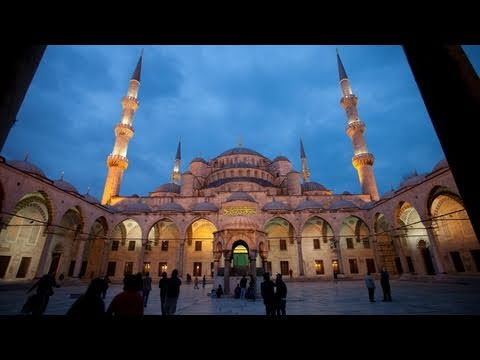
165 269 182 315
202 275 206 289
274 273 287 316
365 272 376 302
159 271 168 316
66 278 105 318
142 272 152 307
380 267 392 301
194 276 199 289
260 272 276 316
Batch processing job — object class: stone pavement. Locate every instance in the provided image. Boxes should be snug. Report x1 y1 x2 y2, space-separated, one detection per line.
1 278 480 315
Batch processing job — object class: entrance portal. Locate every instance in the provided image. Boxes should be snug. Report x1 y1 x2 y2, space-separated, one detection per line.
232 244 249 276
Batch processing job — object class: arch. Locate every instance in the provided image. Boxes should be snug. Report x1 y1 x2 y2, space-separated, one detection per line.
83 216 109 279
396 201 435 275
183 218 217 278
302 215 335 246
427 186 463 217
429 190 478 273
264 216 297 277
0 193 50 280
374 212 398 274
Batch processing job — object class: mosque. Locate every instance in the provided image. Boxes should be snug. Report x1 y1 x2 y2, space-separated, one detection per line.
0 50 478 294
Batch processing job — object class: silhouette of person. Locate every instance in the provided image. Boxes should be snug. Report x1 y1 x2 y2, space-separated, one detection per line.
142 272 152 307
216 284 224 298
380 267 392 301
158 271 168 316
102 275 111 299
66 278 105 317
365 272 376 302
106 274 144 317
275 273 287 316
23 272 60 315
165 269 182 315
234 283 241 299
194 276 199 289
202 275 206 289
289 269 293 279
260 272 276 316
239 275 248 299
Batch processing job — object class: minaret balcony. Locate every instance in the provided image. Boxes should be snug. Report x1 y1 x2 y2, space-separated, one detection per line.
352 153 374 168
115 123 135 138
121 96 139 111
340 94 358 108
346 120 365 137
107 154 129 169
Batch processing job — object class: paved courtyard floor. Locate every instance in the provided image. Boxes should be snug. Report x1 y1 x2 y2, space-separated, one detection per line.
1 278 480 316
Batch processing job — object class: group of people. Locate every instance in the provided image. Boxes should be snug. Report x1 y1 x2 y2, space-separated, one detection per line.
364 267 392 303
260 272 288 316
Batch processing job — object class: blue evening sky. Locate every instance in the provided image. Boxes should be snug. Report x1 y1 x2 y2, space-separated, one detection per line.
3 45 479 200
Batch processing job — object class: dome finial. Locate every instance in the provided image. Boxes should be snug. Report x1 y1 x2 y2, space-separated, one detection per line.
60 171 64 181
24 152 29 162
238 136 243 147
87 186 91 195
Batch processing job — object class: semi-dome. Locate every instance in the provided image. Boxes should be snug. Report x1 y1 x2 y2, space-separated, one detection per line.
329 199 359 210
190 157 207 164
226 192 256 202
121 202 151 213
83 193 100 204
191 202 219 212
302 181 327 192
273 156 290 162
222 215 258 230
399 175 425 188
53 179 78 193
216 147 265 158
7 159 46 178
432 159 448 172
295 199 324 211
157 202 185 212
153 183 181 193
263 201 290 211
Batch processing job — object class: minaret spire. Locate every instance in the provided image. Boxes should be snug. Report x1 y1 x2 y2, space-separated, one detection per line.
300 138 310 183
337 50 379 201
101 53 143 205
172 139 182 185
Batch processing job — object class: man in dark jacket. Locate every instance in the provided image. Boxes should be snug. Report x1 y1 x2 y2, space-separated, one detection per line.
275 273 287 316
380 267 392 301
260 272 276 316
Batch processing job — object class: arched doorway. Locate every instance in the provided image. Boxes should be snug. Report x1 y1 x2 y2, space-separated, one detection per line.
231 240 249 276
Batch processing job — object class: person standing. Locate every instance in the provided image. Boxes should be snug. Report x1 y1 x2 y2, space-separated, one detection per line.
260 272 276 316
194 276 199 289
165 269 182 315
202 275 206 289
380 267 392 301
66 278 105 317
275 273 287 316
142 272 152 307
364 272 376 302
239 275 248 299
106 274 144 317
102 275 111 299
158 272 168 316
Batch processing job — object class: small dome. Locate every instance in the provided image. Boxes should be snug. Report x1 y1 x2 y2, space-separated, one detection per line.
53 179 78 193
7 159 46 177
191 202 219 212
273 156 290 162
121 202 151 213
190 157 207 164
302 181 327 192
399 175 425 188
263 201 290 211
217 147 265 158
158 202 185 212
295 199 324 211
83 193 100 204
342 191 351 195
226 192 256 202
329 199 359 210
432 159 448 172
153 183 181 193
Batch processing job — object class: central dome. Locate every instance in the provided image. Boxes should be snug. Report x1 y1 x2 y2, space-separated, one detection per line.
216 147 265 158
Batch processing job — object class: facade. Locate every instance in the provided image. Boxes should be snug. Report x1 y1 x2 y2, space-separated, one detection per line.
1 52 479 294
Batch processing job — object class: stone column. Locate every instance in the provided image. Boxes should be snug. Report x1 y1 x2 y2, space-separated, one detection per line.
178 240 185 277
249 250 257 286
35 225 57 278
223 250 231 295
99 240 111 276
137 239 146 274
392 231 409 274
73 235 88 277
422 220 445 274
296 236 304 276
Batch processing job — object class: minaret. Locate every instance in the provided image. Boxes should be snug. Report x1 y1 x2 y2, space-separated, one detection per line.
300 138 310 183
337 49 379 201
171 140 181 184
101 51 143 205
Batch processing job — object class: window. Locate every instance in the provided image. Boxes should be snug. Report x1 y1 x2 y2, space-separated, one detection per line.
0 256 11 278
143 262 151 274
195 241 202 251
193 262 202 276
128 241 136 251
346 238 354 249
280 261 289 276
161 241 169 251
68 261 75 277
107 262 116 277
313 238 320 249
349 259 359 274
315 260 324 275
366 258 376 273
124 262 134 275
280 239 287 251
111 240 119 251
158 262 168 275
266 261 272 274
16 257 32 278
363 237 370 249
